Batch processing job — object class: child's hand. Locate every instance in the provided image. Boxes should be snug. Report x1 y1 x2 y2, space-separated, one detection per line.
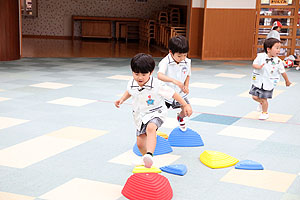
285 81 292 87
114 99 123 108
182 86 189 94
173 80 184 90
182 104 192 117
258 64 264 69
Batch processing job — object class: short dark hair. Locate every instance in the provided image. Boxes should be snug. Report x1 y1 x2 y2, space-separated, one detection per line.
263 38 280 53
131 53 155 73
168 35 189 54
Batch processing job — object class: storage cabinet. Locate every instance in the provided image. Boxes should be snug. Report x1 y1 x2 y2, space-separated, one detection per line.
81 21 112 38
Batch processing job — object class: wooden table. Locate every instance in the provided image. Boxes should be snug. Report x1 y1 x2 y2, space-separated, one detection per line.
72 16 140 40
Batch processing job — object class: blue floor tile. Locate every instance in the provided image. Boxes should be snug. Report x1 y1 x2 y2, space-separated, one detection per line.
191 113 241 125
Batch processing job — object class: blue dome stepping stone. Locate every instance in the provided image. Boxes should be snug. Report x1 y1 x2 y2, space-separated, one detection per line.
235 160 264 170
160 164 187 176
168 127 204 147
133 135 173 156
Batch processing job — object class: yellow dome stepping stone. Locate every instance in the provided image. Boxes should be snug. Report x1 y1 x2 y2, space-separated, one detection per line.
132 165 162 173
200 150 239 169
157 131 168 139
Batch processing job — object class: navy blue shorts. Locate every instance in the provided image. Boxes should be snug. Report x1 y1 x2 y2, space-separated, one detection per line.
249 84 273 99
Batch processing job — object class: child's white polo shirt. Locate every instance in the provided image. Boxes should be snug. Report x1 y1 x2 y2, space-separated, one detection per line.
127 76 175 131
158 53 191 102
252 53 285 90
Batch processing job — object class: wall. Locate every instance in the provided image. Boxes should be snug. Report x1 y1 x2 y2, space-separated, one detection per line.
168 0 188 6
189 0 204 58
202 0 256 60
22 0 168 37
188 0 257 60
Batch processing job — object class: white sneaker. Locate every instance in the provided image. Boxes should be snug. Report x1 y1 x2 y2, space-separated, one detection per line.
143 154 153 168
259 113 269 120
257 103 262 112
177 114 187 131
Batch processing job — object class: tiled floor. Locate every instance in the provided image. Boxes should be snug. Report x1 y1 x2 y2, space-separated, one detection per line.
0 58 299 200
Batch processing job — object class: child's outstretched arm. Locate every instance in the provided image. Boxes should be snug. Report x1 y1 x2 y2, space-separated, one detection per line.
172 92 192 117
281 72 292 86
253 63 264 69
183 75 190 94
114 91 131 108
158 72 184 90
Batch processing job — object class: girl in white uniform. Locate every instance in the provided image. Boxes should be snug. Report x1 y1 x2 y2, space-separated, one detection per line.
115 53 192 168
249 38 291 120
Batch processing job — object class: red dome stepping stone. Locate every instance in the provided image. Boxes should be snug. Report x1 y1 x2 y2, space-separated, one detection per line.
122 173 173 200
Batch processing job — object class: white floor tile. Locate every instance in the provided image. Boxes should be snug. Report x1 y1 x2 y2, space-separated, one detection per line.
47 97 97 107
189 97 224 107
30 82 72 89
106 75 131 80
0 97 11 102
215 73 246 78
190 82 222 89
244 111 293 123
0 117 29 130
40 178 122 200
108 150 181 168
221 169 297 192
0 192 35 200
218 125 274 141
161 117 179 129
0 126 107 168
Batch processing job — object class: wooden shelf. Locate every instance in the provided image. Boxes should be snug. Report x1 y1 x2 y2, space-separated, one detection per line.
258 25 293 29
260 5 295 9
259 15 295 19
254 0 300 58
257 35 293 39
257 45 291 48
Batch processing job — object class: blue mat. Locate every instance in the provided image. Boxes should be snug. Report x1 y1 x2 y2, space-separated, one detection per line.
168 127 204 147
191 113 241 125
235 160 264 170
133 135 173 156
160 164 187 176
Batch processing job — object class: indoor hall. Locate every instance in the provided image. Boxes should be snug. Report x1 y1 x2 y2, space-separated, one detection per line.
0 0 300 200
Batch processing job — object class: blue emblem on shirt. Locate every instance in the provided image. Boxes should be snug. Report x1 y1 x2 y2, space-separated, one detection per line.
146 95 154 106
182 66 187 74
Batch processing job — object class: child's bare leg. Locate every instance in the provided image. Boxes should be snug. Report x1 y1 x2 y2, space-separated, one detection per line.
178 108 185 119
145 123 157 154
261 98 268 113
136 134 147 155
252 95 262 104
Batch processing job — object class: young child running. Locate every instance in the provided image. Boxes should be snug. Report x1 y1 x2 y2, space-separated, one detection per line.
157 35 192 131
115 53 192 168
250 38 291 120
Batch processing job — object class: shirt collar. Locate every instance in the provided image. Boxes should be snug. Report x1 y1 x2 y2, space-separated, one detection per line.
131 76 154 91
167 53 187 65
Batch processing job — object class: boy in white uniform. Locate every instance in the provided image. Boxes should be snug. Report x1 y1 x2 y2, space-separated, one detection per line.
157 35 192 131
115 53 192 168
266 21 282 41
249 38 291 120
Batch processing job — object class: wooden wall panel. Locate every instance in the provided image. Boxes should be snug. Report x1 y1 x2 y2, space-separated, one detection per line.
189 7 204 58
0 0 20 61
202 9 256 60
